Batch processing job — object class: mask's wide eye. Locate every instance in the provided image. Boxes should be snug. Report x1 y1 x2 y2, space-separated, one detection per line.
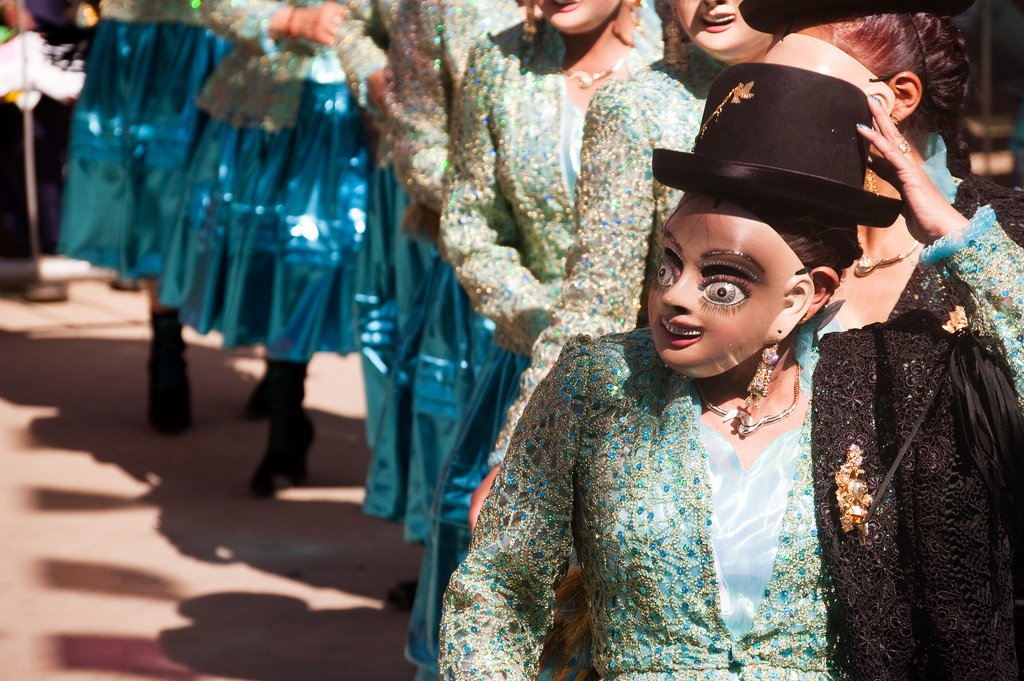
702 281 746 306
655 250 681 288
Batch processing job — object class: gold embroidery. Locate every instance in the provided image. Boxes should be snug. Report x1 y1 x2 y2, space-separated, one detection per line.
835 443 873 543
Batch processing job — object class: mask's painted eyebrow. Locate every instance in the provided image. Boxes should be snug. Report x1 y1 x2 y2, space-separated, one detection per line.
662 229 683 253
700 250 766 276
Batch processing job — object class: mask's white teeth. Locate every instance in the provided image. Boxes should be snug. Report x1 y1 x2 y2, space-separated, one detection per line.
661 318 702 338
703 13 734 25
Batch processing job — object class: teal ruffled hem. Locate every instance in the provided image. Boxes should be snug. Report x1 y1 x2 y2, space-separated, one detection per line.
160 81 369 361
58 20 229 278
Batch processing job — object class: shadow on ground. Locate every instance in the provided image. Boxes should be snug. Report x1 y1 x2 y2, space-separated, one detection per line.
0 330 421 680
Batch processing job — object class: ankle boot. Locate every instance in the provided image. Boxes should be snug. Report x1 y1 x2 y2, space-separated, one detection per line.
242 371 271 420
249 360 314 497
148 312 191 434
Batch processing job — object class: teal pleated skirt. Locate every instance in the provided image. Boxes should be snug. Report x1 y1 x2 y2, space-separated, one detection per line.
159 81 369 362
402 262 494 544
406 345 530 679
59 20 228 278
358 166 440 519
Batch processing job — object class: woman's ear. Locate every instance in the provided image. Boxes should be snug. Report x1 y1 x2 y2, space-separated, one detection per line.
801 266 840 322
886 70 923 125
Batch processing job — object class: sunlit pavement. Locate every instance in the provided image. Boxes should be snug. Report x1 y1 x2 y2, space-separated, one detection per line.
0 280 421 680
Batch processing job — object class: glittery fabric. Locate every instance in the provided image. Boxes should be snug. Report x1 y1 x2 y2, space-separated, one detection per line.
336 0 394 113
440 331 832 680
441 21 663 356
490 48 721 464
198 0 351 131
100 0 205 25
935 222 1024 406
388 0 521 212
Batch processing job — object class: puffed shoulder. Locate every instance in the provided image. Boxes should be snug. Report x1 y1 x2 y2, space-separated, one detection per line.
556 329 680 406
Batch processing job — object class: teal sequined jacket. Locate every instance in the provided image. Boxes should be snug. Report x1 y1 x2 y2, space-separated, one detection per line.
440 194 1024 680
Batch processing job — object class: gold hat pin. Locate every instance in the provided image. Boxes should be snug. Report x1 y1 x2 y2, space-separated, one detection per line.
692 81 756 150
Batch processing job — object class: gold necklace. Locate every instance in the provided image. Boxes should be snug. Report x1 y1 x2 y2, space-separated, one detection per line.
562 56 626 89
699 368 802 437
853 241 920 277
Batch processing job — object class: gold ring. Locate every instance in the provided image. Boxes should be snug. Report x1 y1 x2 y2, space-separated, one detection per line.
898 140 911 155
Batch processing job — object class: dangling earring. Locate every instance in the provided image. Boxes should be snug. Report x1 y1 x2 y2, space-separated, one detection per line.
864 168 878 195
665 21 685 67
631 0 643 28
524 0 537 41
745 343 781 410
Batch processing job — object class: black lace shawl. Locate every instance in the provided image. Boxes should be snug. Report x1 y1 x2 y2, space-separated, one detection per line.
812 312 1021 680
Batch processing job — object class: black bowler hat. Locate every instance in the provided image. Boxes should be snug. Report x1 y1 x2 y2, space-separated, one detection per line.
652 62 902 227
740 0 974 34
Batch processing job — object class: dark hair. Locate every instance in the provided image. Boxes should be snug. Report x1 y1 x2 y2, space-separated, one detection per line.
821 13 972 177
754 203 864 276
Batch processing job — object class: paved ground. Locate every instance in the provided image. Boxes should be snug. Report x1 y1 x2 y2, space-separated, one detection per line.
0 280 422 680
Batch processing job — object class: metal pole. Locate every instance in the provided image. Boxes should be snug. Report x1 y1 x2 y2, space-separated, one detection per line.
980 0 994 176
16 0 41 271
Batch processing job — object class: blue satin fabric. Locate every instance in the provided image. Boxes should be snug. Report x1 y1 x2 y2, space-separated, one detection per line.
356 165 409 449
59 20 229 278
160 81 369 361
403 262 495 543
406 346 530 679
358 168 439 519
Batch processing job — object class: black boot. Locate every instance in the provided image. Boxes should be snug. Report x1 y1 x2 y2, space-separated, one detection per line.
148 312 191 434
242 372 271 420
249 360 314 497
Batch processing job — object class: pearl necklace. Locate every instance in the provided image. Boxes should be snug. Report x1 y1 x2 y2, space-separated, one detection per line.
562 56 626 89
853 241 920 277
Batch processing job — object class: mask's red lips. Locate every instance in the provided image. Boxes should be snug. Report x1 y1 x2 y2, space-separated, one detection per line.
659 316 704 349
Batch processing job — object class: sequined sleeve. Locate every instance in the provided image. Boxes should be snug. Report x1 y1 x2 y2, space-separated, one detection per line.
934 215 1024 405
388 0 450 211
440 41 559 348
201 0 286 50
488 82 664 464
336 0 388 110
438 337 590 680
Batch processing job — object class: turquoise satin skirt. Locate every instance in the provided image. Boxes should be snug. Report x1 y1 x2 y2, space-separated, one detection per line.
358 168 439 519
159 81 369 361
406 346 530 679
59 20 228 278
402 262 494 544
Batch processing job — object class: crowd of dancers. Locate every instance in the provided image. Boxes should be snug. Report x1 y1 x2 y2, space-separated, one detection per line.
46 0 1024 678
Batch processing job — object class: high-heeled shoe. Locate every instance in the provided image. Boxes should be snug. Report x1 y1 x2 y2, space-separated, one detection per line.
249 360 313 497
148 311 191 434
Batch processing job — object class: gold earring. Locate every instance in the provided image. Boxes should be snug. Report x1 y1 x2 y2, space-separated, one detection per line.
865 168 878 195
631 0 643 28
746 343 781 410
665 22 684 66
889 113 902 127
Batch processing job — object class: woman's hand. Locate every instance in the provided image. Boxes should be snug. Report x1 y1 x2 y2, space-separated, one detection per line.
366 68 392 113
271 2 346 46
468 465 500 532
857 94 968 245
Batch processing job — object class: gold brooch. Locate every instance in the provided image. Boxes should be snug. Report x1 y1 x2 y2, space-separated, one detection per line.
835 444 873 543
942 305 968 334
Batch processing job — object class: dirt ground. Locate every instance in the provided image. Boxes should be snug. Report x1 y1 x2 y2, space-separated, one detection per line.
0 280 422 680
